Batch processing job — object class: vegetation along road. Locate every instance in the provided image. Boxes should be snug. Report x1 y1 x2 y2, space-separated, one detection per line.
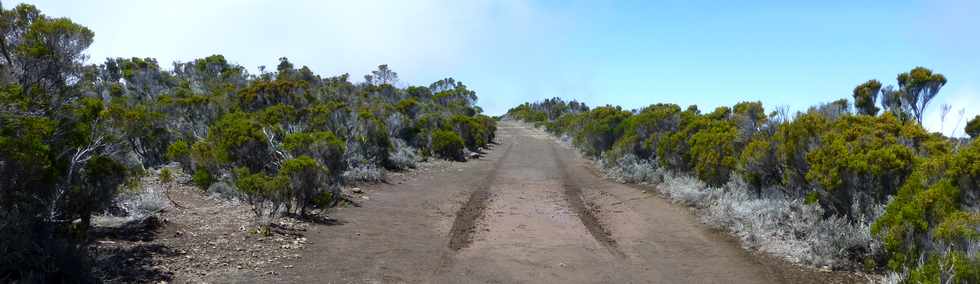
242 121 863 283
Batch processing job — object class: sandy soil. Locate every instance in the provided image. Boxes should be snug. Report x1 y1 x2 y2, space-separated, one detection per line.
224 121 868 283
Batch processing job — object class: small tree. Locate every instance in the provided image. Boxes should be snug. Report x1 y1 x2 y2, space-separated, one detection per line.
279 156 330 216
966 115 980 139
853 79 882 116
897 67 947 125
233 167 288 227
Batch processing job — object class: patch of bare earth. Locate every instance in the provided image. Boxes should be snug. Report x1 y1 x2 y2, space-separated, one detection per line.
89 169 316 283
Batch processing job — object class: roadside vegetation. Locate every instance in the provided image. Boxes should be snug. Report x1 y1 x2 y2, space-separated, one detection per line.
0 3 494 281
506 70 979 283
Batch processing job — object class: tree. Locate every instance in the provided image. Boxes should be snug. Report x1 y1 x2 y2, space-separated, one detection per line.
966 115 980 139
880 85 907 119
897 67 947 124
0 4 127 280
371 64 398 86
853 79 881 116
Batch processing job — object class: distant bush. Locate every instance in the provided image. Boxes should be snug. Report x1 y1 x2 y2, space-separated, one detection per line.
432 130 465 161
575 106 631 158
689 118 739 187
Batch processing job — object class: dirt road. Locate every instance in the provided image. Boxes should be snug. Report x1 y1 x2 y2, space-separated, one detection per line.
250 121 860 283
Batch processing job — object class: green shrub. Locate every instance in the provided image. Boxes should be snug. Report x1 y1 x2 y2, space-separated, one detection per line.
873 140 980 279
576 106 631 158
612 103 681 161
284 131 346 179
772 112 830 194
279 156 329 215
689 120 739 186
805 114 918 218
657 106 708 171
166 140 192 170
160 168 174 184
432 130 465 161
233 167 288 222
738 134 780 196
192 166 215 189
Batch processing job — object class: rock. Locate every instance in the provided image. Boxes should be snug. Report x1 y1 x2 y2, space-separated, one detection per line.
361 196 370 200
352 187 363 194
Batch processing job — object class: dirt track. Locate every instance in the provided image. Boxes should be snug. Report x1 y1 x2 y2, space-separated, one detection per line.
242 121 863 283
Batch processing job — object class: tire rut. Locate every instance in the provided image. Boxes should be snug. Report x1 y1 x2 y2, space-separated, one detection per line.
551 144 625 259
447 142 514 251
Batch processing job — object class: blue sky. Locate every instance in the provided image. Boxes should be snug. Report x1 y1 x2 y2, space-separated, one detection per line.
15 0 980 135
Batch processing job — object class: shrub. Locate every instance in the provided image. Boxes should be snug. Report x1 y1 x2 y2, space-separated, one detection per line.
805 114 918 218
689 119 738 187
166 140 192 170
432 130 465 161
342 164 386 183
207 112 270 172
738 134 781 196
657 106 705 171
389 138 419 170
600 154 664 185
873 140 980 279
284 131 346 180
772 111 830 195
611 103 681 161
279 156 330 215
113 185 168 221
233 167 288 224
576 106 631 158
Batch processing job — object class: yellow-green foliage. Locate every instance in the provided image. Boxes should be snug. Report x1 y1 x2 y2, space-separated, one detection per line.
575 106 631 158
432 130 465 161
738 134 780 193
283 131 346 175
690 119 739 187
772 112 829 191
279 156 329 214
657 106 708 171
612 103 681 161
873 140 980 279
507 90 974 280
